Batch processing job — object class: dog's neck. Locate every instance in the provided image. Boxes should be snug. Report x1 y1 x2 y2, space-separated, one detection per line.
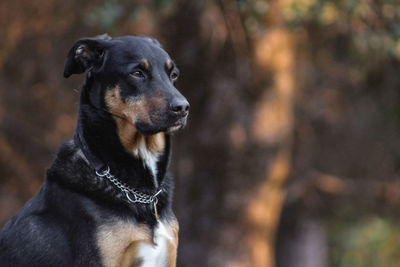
74 77 171 193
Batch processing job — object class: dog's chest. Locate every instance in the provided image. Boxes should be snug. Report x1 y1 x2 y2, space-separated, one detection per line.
136 222 173 267
96 220 178 267
133 138 160 186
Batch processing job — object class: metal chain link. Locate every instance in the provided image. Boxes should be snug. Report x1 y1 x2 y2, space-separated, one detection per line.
96 166 162 205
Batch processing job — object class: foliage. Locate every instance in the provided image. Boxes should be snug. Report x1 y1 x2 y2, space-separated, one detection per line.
329 216 400 267
279 0 400 63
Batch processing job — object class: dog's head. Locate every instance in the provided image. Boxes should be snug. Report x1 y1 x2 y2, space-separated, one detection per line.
64 34 189 137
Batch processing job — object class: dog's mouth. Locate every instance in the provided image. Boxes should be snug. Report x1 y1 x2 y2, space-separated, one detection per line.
134 113 188 135
167 115 188 133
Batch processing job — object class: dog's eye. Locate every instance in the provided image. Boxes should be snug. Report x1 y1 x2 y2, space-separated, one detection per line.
130 71 145 78
170 72 179 81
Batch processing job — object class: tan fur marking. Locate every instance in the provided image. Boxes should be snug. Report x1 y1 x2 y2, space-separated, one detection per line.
105 86 150 125
166 59 173 71
141 59 150 70
167 241 177 267
97 221 152 267
148 90 167 111
105 86 166 155
120 242 143 267
166 218 179 267
97 219 179 267
146 132 166 153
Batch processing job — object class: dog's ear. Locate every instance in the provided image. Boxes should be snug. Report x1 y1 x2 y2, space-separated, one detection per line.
63 34 112 78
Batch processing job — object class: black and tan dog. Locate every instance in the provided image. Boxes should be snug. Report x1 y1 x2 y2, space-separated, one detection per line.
0 34 189 267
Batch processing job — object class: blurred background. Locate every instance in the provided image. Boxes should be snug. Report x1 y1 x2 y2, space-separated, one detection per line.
1 0 400 266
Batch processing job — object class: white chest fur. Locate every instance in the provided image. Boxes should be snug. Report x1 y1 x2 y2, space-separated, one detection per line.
133 137 160 187
136 221 174 267
97 219 178 267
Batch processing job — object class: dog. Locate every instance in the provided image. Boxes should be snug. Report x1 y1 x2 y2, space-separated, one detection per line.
0 34 189 267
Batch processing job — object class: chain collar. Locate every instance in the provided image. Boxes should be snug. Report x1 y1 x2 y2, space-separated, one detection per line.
95 166 162 219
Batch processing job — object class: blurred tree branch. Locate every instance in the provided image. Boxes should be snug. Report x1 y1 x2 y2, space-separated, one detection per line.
288 171 400 207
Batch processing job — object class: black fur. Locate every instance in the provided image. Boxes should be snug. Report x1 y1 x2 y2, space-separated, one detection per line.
0 35 188 266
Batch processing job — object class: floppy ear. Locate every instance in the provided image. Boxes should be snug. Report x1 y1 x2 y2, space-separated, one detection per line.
63 34 112 78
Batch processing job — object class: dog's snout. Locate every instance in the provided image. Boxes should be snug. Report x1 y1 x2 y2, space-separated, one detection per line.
170 99 190 117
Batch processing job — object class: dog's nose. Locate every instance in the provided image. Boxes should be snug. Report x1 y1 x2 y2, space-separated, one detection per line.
170 99 190 117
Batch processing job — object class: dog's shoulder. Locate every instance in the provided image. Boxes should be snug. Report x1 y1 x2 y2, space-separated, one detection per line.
0 185 73 266
0 140 103 266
